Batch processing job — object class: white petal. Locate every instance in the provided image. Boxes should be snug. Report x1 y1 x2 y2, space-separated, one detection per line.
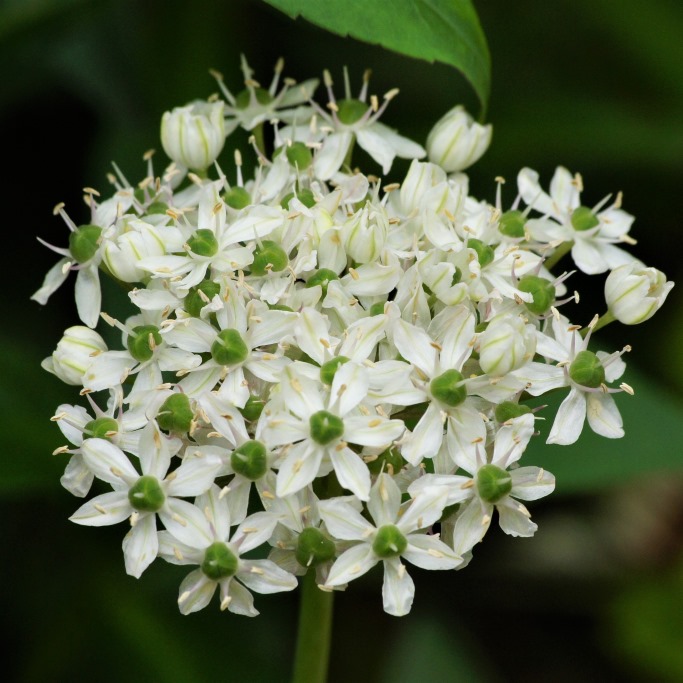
165 452 222 497
69 491 131 526
318 498 374 541
496 498 537 537
177 569 216 614
122 513 158 577
397 486 449 533
331 447 371 501
381 558 415 616
392 319 437 377
325 543 377 587
75 265 101 328
401 404 444 465
314 131 353 180
60 453 94 497
138 421 171 480
402 534 462 570
234 512 279 553
276 441 322 498
344 416 404 449
510 467 556 501
547 388 586 445
451 497 491 556
238 560 298 594
517 167 555 217
81 438 138 486
31 257 71 304
160 498 213 549
586 392 624 439
407 474 471 506
225 580 258 616
368 472 401 527
330 361 369 416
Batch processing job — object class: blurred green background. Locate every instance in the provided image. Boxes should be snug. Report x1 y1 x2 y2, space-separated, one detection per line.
3 0 683 681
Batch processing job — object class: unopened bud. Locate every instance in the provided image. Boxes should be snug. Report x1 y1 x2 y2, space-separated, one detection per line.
41 326 107 385
605 262 674 325
426 106 492 173
161 100 225 171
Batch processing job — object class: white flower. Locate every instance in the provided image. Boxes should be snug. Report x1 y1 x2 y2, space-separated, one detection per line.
320 473 461 616
307 69 425 180
157 484 297 615
391 307 486 466
409 414 554 555
260 363 404 501
518 166 636 275
69 421 222 577
426 105 492 172
605 262 674 325
41 326 107 386
161 100 226 171
521 314 630 445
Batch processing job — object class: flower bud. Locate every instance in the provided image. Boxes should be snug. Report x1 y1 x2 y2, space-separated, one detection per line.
426 106 492 173
343 206 387 264
160 100 225 171
41 326 107 385
605 263 674 325
479 316 536 376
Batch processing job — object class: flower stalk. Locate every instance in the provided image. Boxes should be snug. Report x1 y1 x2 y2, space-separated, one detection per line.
291 570 334 683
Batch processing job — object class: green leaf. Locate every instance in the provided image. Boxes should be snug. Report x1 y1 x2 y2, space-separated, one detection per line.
522 367 683 494
262 0 490 116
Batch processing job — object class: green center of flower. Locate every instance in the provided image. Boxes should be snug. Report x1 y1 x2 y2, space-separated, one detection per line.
156 393 193 434
235 87 273 109
336 98 368 125
306 269 340 297
187 229 219 257
69 224 103 264
476 464 512 503
251 240 289 276
211 328 249 366
84 417 119 440
372 524 407 558
281 188 316 209
285 142 313 170
571 206 600 232
467 238 495 267
430 369 467 407
367 446 405 476
568 350 605 388
295 527 336 568
128 475 165 512
201 542 239 581
517 275 556 316
231 440 268 480
494 401 532 423
320 356 350 385
185 280 221 317
239 395 266 422
498 210 526 238
224 186 251 210
127 325 163 363
369 302 386 316
309 410 344 445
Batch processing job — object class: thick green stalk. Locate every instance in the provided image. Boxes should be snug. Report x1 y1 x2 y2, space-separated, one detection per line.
291 569 334 683
543 240 573 271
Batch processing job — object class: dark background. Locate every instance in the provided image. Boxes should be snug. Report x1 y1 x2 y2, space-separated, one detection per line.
2 1 683 681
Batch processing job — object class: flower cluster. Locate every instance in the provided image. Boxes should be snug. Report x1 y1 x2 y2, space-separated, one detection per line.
35 59 673 617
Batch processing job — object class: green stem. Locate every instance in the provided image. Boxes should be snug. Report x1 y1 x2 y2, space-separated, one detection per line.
543 240 573 271
343 135 356 171
253 122 266 157
581 310 616 337
291 570 334 683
